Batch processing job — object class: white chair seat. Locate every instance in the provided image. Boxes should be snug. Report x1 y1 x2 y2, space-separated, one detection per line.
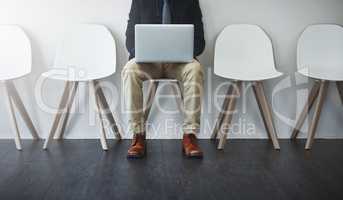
43 24 117 82
298 66 343 81
0 72 30 81
214 24 282 81
41 68 115 82
0 25 31 81
297 25 343 81
216 69 283 81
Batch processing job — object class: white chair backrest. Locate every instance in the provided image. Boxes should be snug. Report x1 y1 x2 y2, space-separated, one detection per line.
297 24 343 71
0 25 31 80
53 24 116 81
214 24 277 80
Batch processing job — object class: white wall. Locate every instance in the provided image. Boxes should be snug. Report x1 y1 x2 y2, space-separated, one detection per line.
0 0 343 139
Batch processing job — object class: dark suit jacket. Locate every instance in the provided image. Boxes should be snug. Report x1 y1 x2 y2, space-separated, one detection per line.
125 0 206 59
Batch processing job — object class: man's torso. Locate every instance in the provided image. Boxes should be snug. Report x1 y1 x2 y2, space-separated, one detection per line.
135 0 195 24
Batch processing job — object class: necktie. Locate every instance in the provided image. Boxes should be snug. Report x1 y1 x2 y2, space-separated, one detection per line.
162 0 171 24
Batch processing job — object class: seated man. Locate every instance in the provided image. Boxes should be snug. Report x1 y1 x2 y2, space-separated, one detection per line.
122 0 206 158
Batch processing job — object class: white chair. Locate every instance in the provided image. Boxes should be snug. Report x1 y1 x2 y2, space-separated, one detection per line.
291 24 343 150
0 25 40 150
42 24 122 150
211 24 282 150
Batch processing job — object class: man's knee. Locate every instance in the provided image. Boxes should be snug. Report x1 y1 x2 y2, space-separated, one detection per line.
182 60 204 82
121 59 142 80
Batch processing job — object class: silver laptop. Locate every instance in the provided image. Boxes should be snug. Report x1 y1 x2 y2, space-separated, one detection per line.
135 24 194 63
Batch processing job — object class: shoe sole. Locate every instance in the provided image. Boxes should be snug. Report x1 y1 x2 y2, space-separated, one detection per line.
182 147 203 159
127 146 147 159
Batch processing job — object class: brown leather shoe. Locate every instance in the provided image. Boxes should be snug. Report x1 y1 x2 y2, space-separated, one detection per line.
127 134 146 159
182 134 203 158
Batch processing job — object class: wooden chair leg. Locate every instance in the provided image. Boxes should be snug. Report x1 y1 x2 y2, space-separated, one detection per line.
305 80 329 150
218 81 241 150
91 81 109 151
54 82 79 139
171 81 184 114
336 81 343 106
291 81 321 139
2 82 22 150
144 80 159 122
43 82 74 150
6 81 40 140
253 82 272 140
253 81 280 150
211 84 234 140
94 80 122 139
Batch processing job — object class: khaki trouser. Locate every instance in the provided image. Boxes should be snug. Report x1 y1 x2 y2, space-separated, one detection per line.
121 59 204 135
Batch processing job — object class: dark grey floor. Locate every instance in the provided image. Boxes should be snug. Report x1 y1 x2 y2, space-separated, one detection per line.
0 139 343 200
